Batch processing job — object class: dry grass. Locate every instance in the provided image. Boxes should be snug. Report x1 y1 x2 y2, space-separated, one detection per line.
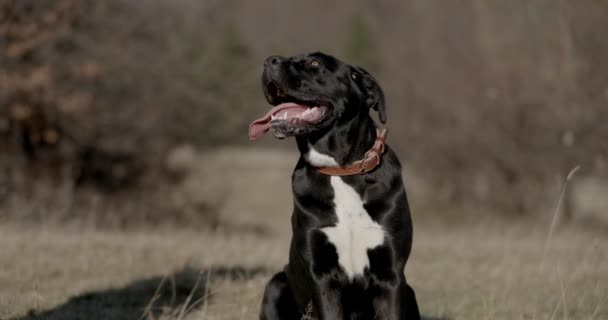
1 215 606 320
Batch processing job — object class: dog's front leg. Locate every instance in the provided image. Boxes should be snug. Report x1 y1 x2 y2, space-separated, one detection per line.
372 286 401 320
372 282 421 320
312 279 342 320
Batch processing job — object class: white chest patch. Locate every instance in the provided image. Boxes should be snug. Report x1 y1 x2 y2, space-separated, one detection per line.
305 144 339 167
322 176 385 280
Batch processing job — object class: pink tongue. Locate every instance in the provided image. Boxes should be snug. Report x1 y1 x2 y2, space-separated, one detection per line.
248 102 308 140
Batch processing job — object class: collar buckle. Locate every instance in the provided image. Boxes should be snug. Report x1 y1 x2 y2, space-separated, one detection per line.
315 127 388 176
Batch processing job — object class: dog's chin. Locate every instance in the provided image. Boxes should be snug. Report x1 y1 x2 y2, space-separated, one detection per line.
269 121 311 139
269 117 331 139
269 122 291 139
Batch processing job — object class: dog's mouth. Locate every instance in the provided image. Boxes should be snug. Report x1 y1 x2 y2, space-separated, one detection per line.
249 82 328 140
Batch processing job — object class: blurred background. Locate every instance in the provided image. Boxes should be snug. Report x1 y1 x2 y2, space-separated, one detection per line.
1 1 607 319
2 0 608 228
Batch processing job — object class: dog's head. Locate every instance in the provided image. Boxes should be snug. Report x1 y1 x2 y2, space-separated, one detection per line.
249 52 385 140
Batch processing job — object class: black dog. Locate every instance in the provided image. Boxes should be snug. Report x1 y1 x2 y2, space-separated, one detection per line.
249 52 420 320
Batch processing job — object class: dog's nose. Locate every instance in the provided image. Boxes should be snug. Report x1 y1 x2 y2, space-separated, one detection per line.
264 55 285 68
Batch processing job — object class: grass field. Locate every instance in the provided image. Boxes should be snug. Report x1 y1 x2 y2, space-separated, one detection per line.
2 214 606 320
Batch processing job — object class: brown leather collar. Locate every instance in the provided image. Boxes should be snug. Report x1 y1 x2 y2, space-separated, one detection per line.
315 128 388 176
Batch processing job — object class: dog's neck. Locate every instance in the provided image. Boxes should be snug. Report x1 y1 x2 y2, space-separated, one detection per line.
296 114 377 167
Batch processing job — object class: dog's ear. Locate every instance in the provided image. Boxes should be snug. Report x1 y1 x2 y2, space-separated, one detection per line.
351 66 386 124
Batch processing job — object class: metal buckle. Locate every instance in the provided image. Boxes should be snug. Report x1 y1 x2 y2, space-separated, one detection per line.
359 162 366 173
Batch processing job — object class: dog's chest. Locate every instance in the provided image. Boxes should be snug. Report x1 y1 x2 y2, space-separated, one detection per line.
321 176 385 280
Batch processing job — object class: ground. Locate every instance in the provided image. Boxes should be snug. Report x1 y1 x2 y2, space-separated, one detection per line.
1 215 606 320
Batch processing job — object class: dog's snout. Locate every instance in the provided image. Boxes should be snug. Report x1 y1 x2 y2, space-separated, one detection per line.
265 55 285 68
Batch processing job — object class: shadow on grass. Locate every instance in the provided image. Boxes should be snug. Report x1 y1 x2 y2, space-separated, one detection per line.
14 266 268 320
14 264 447 320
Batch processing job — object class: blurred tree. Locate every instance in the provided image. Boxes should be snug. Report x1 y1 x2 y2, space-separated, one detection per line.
204 23 251 92
192 22 256 145
343 12 379 72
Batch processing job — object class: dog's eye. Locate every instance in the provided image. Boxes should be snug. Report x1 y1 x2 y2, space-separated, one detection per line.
310 60 320 68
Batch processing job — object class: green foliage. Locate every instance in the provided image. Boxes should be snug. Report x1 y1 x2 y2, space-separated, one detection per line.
187 22 258 145
193 23 251 93
220 23 250 60
217 23 250 75
343 13 379 72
